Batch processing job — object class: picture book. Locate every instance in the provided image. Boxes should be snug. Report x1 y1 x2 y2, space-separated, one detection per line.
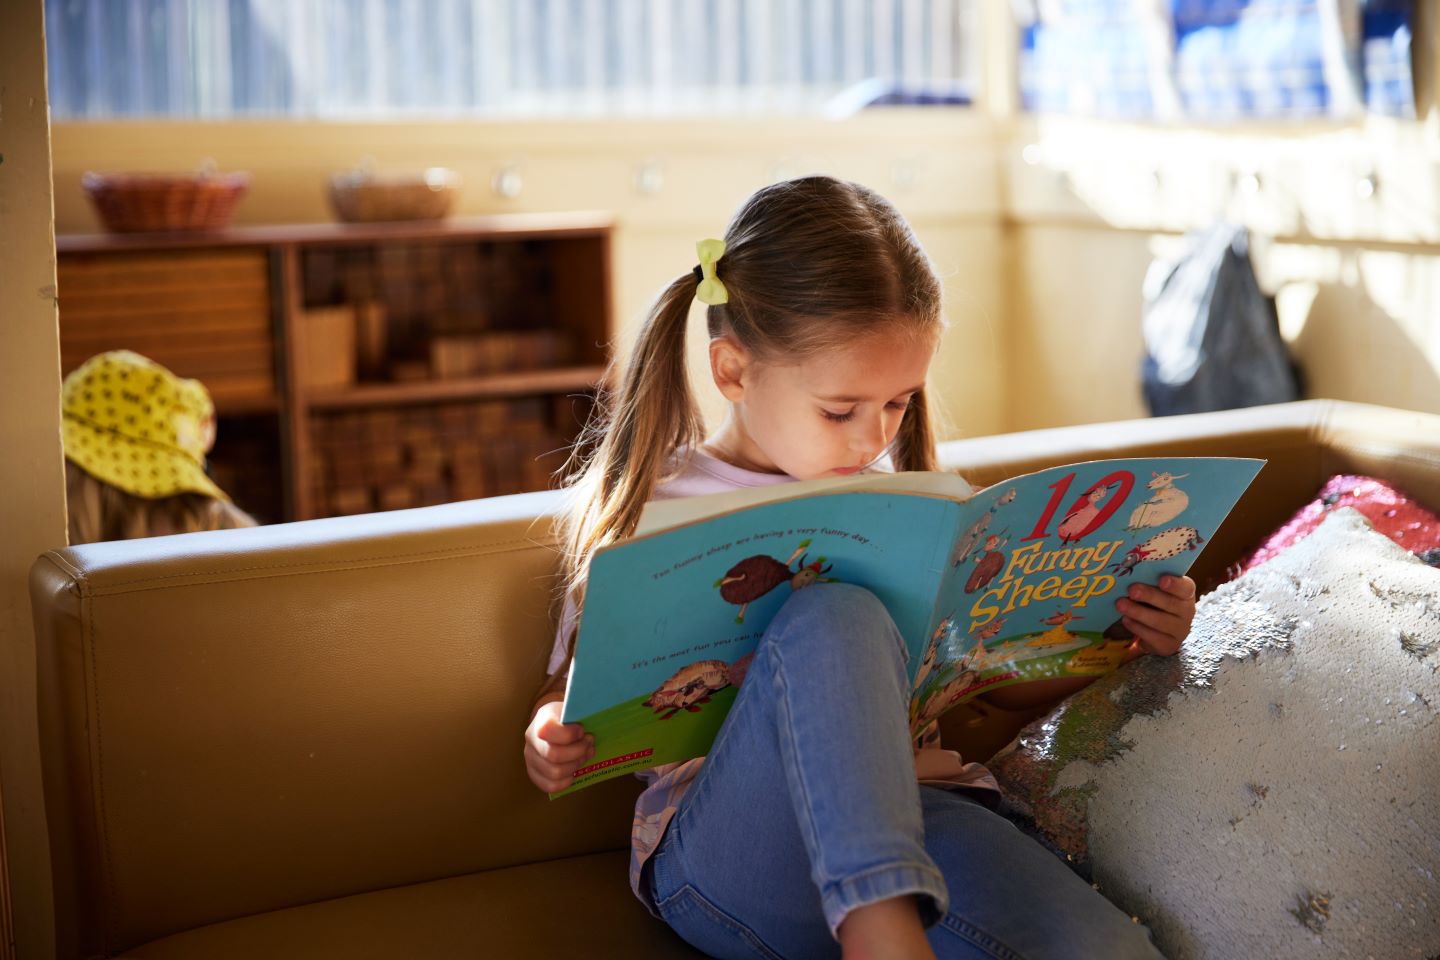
557 456 1264 795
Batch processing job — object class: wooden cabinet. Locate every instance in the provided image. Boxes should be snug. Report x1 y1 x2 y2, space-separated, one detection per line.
57 213 614 523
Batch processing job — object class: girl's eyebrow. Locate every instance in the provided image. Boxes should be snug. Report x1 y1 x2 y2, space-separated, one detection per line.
816 385 924 403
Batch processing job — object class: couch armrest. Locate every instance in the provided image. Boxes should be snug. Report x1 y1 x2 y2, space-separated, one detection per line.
30 492 642 957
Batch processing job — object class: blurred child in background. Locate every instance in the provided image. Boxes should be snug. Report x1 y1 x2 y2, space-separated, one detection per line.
62 350 256 544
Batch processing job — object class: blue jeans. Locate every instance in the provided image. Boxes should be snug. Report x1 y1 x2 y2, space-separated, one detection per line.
647 584 1164 960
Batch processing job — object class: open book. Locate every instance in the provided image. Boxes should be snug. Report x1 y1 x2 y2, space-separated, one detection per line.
558 456 1263 794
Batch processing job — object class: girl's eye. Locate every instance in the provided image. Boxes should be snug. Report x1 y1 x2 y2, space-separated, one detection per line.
887 398 913 411
821 409 856 423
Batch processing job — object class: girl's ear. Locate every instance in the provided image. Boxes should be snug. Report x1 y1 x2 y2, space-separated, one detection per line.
708 336 751 403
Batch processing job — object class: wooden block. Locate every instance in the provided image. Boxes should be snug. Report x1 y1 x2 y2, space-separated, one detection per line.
378 485 417 511
390 360 430 382
416 484 449 506
331 487 372 516
300 305 357 390
429 336 475 379
355 301 388 380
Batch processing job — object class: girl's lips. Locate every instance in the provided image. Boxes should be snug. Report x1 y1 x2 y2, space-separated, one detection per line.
833 466 862 475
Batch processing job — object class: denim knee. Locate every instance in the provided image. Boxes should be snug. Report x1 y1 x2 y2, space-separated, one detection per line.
765 583 908 666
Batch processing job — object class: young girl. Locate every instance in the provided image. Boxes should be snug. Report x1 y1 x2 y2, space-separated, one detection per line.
62 350 256 544
525 177 1194 960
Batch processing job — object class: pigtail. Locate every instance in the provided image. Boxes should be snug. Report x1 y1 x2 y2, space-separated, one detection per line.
890 388 940 473
556 272 705 631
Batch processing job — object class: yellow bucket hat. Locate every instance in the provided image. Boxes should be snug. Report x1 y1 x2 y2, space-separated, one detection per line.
61 351 229 501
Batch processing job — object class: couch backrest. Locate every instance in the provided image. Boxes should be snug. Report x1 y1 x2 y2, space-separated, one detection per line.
938 400 1440 592
31 399 1440 956
31 491 641 957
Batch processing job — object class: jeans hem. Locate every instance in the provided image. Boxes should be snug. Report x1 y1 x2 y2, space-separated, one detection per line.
820 861 951 939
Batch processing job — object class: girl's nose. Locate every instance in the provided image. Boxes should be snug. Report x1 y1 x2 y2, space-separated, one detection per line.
851 412 887 459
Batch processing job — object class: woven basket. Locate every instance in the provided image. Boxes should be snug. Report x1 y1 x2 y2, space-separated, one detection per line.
328 168 460 223
82 171 251 234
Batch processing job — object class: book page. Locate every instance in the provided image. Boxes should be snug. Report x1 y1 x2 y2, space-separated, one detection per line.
560 490 960 793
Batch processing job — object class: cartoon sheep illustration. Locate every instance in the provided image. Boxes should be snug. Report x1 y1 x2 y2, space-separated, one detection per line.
912 616 952 695
643 660 731 719
1109 526 1205 577
1024 607 1087 649
1041 608 1083 629
1126 472 1191 532
974 616 1007 642
951 487 1018 567
714 539 834 624
643 654 755 720
1057 482 1118 544
965 532 1010 593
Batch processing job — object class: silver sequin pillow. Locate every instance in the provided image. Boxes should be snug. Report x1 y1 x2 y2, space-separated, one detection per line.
989 508 1440 960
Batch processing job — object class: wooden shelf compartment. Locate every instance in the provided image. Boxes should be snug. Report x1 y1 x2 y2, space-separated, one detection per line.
57 212 615 523
306 391 597 517
305 365 608 410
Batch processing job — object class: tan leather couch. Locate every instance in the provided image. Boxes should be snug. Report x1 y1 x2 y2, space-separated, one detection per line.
29 399 1440 959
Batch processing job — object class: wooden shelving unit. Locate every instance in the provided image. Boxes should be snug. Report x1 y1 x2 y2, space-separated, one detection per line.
57 213 614 523
305 365 609 410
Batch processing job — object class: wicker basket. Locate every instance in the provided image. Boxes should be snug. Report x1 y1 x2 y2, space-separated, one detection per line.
82 171 250 234
328 168 460 223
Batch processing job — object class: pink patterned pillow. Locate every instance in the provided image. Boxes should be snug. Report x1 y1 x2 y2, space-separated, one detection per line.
1232 474 1440 577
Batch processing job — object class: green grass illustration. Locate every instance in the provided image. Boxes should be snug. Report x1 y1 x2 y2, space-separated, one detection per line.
560 686 741 794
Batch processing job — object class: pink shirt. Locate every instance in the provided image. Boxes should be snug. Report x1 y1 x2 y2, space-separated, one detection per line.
547 448 999 915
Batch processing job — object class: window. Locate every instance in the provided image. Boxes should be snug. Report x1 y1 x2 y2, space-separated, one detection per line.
1017 0 1416 121
46 0 980 119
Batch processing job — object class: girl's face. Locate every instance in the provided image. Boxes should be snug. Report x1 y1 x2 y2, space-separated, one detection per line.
708 327 938 480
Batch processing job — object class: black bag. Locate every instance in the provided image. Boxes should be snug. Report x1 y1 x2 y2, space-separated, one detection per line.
1141 223 1302 416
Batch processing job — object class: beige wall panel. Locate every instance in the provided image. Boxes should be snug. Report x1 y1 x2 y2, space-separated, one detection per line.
1006 115 1440 426
1269 244 1440 412
1009 226 1154 430
51 116 1001 234
914 223 1010 441
0 1 63 956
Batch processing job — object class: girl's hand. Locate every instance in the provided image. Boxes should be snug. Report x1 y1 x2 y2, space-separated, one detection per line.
1114 574 1197 657
524 698 595 794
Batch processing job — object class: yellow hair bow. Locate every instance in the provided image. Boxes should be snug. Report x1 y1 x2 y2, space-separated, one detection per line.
694 238 729 305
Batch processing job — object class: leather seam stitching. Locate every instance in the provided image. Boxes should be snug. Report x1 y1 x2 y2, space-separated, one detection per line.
78 536 559 595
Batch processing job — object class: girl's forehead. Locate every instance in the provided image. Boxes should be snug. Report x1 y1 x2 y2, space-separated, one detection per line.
792 331 936 397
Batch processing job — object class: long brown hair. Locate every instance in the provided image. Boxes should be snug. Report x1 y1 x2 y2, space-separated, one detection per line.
65 460 257 545
554 176 945 659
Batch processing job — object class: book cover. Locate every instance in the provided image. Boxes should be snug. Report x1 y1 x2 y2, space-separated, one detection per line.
558 456 1263 794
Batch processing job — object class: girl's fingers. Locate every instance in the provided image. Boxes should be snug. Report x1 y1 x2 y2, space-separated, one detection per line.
1123 582 1189 617
1122 616 1182 657
533 733 595 765
523 700 595 793
537 717 588 746
1117 596 1184 632
526 741 592 782
527 761 572 793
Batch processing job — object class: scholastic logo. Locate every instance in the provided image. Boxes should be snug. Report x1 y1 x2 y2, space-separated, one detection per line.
575 749 654 778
